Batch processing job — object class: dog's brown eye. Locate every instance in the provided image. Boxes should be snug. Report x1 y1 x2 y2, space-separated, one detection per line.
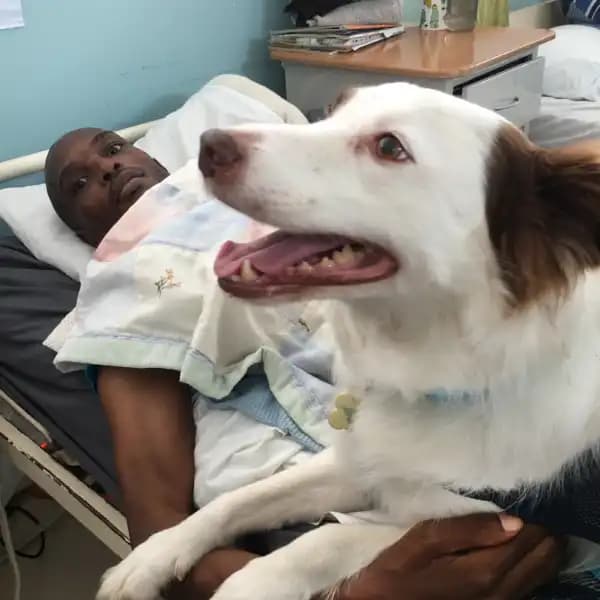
376 134 408 162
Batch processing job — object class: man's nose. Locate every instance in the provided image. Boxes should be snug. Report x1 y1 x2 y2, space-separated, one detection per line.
101 161 122 182
198 129 245 180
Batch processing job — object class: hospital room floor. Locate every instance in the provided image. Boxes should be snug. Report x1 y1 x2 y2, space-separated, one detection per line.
0 497 115 599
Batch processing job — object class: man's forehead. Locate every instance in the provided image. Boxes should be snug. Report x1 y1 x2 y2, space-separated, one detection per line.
45 129 101 195
47 128 120 175
52 128 111 156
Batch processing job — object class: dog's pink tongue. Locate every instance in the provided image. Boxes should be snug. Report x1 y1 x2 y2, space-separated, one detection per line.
250 236 348 275
215 233 350 277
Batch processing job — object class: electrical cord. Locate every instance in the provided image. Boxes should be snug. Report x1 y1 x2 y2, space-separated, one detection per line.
0 505 46 559
0 480 21 600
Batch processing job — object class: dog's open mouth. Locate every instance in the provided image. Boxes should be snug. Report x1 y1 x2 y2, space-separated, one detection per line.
214 231 398 298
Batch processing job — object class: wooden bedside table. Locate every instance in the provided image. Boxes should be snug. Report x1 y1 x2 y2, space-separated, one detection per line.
271 26 555 128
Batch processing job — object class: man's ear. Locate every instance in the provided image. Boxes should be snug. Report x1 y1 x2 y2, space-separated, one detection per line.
152 158 169 179
486 125 600 307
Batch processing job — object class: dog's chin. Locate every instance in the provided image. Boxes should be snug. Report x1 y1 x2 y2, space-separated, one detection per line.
218 277 397 304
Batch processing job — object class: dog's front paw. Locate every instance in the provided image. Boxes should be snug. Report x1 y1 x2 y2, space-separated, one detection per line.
96 527 205 600
212 557 312 600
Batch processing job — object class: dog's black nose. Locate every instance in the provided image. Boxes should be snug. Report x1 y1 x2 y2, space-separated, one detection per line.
199 129 244 179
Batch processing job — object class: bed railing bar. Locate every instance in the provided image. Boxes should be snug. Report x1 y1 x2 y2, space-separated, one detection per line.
0 120 160 184
0 389 53 442
0 414 130 557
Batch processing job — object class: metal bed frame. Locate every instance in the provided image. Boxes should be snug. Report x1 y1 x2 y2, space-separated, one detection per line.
0 120 158 560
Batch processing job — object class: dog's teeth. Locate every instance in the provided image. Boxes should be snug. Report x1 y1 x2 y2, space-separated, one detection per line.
231 275 241 282
320 257 335 268
241 260 259 282
334 245 354 265
332 251 346 265
299 261 314 273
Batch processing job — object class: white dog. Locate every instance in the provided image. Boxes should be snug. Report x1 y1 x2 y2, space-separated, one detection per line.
97 83 600 600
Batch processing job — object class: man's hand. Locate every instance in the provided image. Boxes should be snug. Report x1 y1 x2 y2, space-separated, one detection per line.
181 514 563 600
167 548 257 600
339 514 565 600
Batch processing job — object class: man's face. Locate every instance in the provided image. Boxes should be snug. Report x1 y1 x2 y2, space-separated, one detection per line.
45 128 168 246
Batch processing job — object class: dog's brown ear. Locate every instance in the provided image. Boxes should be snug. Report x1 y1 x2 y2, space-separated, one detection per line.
486 126 600 307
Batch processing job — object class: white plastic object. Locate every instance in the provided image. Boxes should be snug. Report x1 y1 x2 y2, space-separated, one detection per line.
309 0 403 26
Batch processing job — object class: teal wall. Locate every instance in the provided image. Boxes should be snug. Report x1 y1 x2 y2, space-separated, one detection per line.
509 0 546 10
0 0 289 162
0 0 547 163
404 0 544 23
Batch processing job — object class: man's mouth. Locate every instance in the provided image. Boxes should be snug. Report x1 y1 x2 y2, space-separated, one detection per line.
111 168 145 206
214 231 398 298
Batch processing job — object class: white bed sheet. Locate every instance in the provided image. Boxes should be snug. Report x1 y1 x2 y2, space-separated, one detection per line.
529 97 600 148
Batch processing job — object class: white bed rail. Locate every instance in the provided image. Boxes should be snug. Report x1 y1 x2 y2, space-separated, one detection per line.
0 120 159 184
0 394 130 558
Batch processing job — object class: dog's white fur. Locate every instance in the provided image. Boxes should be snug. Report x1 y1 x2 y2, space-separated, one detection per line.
97 83 600 600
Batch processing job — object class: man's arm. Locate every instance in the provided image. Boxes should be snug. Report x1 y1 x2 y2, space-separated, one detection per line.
97 366 256 599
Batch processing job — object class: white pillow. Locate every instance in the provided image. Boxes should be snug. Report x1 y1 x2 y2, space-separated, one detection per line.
136 74 307 171
0 76 306 280
539 25 600 101
0 185 93 280
308 0 402 26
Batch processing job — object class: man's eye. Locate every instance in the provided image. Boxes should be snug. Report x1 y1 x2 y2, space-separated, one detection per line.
108 142 123 156
73 176 88 192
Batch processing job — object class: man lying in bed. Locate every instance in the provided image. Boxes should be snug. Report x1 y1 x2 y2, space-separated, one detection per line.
43 125 564 600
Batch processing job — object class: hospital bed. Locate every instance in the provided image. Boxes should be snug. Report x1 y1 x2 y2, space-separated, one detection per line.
1 6 600 591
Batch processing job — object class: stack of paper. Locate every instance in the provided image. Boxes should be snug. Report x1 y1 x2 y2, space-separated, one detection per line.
0 0 24 30
270 23 405 53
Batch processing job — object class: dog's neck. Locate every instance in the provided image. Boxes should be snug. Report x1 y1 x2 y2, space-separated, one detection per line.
330 273 585 401
330 291 479 397
337 269 501 346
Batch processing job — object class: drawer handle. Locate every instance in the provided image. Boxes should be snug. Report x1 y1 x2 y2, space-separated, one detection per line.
494 97 520 112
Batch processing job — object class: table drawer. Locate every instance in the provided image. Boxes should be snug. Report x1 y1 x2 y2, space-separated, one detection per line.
461 58 544 126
